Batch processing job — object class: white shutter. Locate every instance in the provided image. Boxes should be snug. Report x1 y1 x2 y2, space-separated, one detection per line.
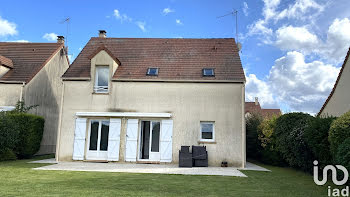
73 118 87 160
125 119 138 162
108 118 121 161
160 119 173 162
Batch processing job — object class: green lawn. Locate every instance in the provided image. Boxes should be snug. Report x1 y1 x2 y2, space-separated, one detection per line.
0 156 328 197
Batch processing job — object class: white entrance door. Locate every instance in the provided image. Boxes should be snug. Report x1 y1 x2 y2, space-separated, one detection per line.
139 121 161 161
86 120 110 160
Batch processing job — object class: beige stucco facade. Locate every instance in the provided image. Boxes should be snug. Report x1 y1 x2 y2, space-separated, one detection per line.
320 55 350 117
57 50 246 167
0 48 69 154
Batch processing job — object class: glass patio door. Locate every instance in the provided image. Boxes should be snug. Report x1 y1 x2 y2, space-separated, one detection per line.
86 120 109 160
139 121 161 161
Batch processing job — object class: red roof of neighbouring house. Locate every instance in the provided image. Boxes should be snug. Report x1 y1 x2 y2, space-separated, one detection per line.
0 42 64 83
245 101 281 118
318 47 350 116
63 37 246 82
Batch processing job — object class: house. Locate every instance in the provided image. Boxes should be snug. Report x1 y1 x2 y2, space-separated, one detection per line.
55 30 246 167
319 48 350 117
245 97 281 118
0 37 69 154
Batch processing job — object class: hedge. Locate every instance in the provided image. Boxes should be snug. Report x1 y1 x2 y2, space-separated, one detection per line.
329 111 350 158
304 116 336 167
0 112 44 160
0 112 19 160
246 112 263 160
8 113 45 159
274 112 314 172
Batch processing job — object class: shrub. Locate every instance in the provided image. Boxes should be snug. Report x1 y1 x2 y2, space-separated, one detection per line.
0 112 19 160
304 116 336 167
258 116 286 166
329 111 350 158
0 148 17 161
246 112 263 159
274 112 314 172
336 138 350 173
8 113 45 159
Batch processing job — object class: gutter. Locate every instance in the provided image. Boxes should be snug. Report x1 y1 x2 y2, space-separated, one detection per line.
20 82 26 101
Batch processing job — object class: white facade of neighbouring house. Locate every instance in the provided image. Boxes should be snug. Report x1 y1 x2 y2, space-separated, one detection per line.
56 32 246 167
319 48 350 117
0 40 69 154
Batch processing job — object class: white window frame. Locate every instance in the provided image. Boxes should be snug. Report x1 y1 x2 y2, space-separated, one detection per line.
199 122 215 142
94 65 109 93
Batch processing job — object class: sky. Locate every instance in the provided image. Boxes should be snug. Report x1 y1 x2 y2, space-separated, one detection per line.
0 0 349 114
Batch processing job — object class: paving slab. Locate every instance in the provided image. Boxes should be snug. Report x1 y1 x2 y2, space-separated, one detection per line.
239 162 271 172
33 162 247 177
28 158 57 164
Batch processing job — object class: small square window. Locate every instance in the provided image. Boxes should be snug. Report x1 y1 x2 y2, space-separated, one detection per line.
200 122 215 142
203 68 215 77
147 68 159 76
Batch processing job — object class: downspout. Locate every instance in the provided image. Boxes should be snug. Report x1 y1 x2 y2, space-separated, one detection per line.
20 82 25 101
55 81 65 162
241 83 246 168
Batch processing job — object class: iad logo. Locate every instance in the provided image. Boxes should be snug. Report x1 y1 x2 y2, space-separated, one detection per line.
313 160 349 197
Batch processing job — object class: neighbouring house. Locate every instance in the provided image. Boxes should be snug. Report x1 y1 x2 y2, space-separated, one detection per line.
0 37 69 154
319 48 350 117
56 30 246 167
245 97 281 118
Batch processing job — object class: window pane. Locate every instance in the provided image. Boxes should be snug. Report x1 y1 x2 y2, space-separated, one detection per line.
100 121 109 151
97 66 109 86
147 68 158 75
202 132 213 139
151 122 160 152
89 121 99 150
201 123 213 140
203 68 214 76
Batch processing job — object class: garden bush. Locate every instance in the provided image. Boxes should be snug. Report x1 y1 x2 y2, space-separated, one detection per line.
274 112 315 172
258 116 286 166
0 112 19 161
7 113 45 159
336 138 350 174
304 116 336 167
329 111 350 158
246 112 263 160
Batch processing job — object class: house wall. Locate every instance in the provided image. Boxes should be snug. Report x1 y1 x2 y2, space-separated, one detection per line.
23 49 69 154
321 57 350 117
0 83 22 106
57 80 245 167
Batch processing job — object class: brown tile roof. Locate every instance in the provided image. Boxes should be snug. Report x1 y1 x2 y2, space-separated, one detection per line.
245 102 261 114
0 42 64 83
0 55 13 68
63 37 245 82
318 47 350 116
245 102 281 118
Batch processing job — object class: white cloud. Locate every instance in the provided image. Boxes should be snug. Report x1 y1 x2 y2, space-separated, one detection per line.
245 74 277 108
136 21 146 32
274 0 324 22
320 18 350 63
114 9 132 23
42 33 58 41
0 16 17 37
163 8 174 15
175 19 183 25
243 2 249 16
275 25 319 52
9 40 29 43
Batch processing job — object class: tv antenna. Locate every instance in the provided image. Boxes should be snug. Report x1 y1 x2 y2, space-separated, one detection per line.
60 17 70 47
217 10 241 51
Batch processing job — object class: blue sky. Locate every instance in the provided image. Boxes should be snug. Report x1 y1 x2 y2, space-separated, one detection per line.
1 0 350 114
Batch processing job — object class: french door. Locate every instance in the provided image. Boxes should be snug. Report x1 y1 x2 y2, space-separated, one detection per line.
139 121 161 161
86 120 110 160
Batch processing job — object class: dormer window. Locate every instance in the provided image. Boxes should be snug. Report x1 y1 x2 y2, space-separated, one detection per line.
94 66 109 93
202 68 215 77
147 68 159 76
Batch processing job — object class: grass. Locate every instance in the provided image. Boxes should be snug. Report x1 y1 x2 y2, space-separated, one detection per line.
0 156 329 197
